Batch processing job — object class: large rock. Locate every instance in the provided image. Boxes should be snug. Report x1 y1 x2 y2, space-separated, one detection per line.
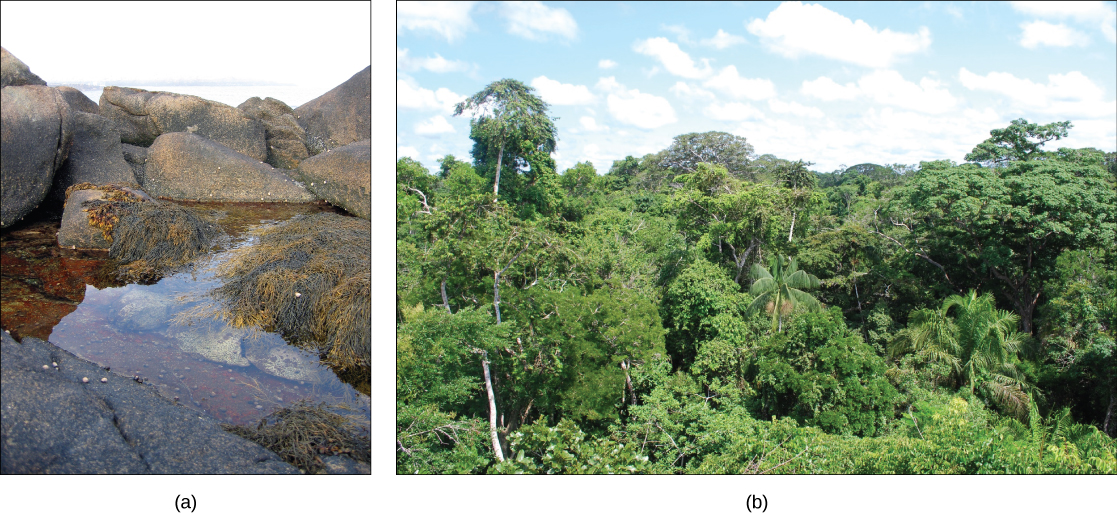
121 143 148 183
294 66 370 155
56 184 152 250
0 330 297 473
0 47 47 88
238 97 308 169
143 132 315 202
99 87 266 161
48 112 137 206
55 86 99 114
1 85 73 228
293 140 370 219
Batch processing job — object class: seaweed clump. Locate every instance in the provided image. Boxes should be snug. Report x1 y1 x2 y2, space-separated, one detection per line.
64 182 145 243
221 401 370 474
109 201 224 282
209 212 370 371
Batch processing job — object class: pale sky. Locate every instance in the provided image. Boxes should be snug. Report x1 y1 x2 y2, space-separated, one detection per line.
398 1 1117 174
1 1 371 94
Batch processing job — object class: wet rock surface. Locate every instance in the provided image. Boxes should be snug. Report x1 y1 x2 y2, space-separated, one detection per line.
169 322 251 367
116 287 174 331
0 330 298 473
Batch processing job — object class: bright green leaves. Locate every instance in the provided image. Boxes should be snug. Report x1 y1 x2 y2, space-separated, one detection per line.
490 418 650 474
746 254 823 333
964 118 1072 166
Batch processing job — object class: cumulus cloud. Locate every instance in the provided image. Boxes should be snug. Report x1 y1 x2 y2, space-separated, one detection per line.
768 98 825 118
703 101 766 121
703 65 777 100
397 1 477 42
580 116 608 132
857 70 957 114
397 78 464 112
701 29 748 49
669 81 717 102
633 37 712 79
746 1 931 68
598 78 677 129
598 59 618 69
530 76 596 105
415 115 456 136
958 67 1115 118
1010 1 1117 44
500 1 578 41
801 76 859 101
397 145 421 160
1019 21 1091 48
396 47 471 73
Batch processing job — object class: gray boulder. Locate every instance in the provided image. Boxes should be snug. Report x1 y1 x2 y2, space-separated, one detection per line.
121 143 148 183
293 140 370 219
57 189 112 249
0 47 47 88
99 86 266 161
1 85 73 228
238 97 309 170
294 66 370 155
55 86 99 114
0 330 297 473
49 112 137 206
143 132 315 202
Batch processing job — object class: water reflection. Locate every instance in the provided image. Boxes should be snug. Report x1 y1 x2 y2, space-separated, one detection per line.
3 201 370 427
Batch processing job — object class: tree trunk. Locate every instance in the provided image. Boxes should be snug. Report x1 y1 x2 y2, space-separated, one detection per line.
787 211 797 242
493 139 505 201
481 351 504 462
1104 386 1116 438
441 279 451 314
493 270 502 324
622 359 636 406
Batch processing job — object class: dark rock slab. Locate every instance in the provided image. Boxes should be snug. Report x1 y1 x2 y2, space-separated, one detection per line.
238 97 309 170
121 143 148 183
0 330 298 473
292 140 370 219
294 66 370 156
55 86 99 114
143 132 314 202
1 85 73 228
99 87 266 161
0 47 47 88
48 112 137 207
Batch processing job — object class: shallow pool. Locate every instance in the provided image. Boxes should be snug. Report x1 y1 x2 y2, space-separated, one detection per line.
1 201 370 427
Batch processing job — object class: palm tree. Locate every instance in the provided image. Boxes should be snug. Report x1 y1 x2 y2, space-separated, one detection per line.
890 289 1029 416
746 254 822 332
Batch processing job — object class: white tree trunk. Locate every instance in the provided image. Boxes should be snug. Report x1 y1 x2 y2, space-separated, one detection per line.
788 210 797 242
493 139 505 201
482 351 504 462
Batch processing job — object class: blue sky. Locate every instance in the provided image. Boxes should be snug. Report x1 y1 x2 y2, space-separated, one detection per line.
397 1 1117 174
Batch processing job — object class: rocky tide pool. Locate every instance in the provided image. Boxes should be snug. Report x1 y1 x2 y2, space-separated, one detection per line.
1 201 370 427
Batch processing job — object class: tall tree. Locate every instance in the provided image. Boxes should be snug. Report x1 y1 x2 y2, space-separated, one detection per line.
964 118 1072 167
453 79 557 202
775 159 818 242
661 131 756 181
746 255 823 333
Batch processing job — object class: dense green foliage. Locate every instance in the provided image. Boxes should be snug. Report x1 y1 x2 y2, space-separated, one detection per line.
398 91 1117 474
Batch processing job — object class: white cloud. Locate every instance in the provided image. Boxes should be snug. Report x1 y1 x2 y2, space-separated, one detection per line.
703 65 777 100
800 72 957 114
857 70 957 114
415 115 456 136
669 81 717 102
662 24 694 45
396 47 471 73
703 101 766 121
701 29 748 49
579 116 608 132
801 76 859 101
958 68 1115 118
397 146 421 160
500 1 578 41
746 1 931 68
598 59 618 69
633 37 712 79
530 76 596 105
768 98 825 118
1019 21 1091 48
396 78 464 113
1010 1 1117 44
601 79 677 129
397 1 477 43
